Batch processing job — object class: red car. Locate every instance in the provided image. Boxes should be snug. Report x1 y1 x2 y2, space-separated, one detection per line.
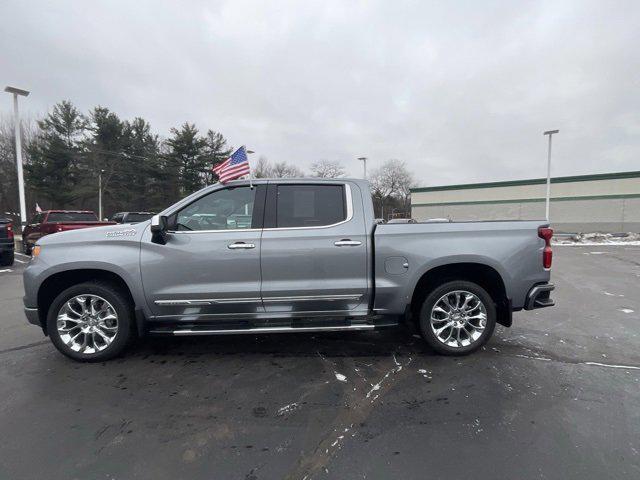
22 210 115 255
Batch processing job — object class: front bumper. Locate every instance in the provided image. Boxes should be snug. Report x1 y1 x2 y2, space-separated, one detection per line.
24 306 40 326
524 283 555 310
23 296 40 326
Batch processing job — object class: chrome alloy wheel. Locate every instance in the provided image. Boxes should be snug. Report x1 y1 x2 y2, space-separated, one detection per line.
56 294 118 354
430 290 487 348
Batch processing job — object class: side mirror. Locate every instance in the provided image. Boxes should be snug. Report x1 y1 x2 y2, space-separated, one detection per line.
150 214 168 245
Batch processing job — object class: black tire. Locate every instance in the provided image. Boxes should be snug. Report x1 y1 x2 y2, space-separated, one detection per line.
0 251 13 266
47 281 135 362
23 242 31 256
418 280 496 355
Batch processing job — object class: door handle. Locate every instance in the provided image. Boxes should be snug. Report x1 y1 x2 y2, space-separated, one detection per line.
228 242 255 249
334 240 362 247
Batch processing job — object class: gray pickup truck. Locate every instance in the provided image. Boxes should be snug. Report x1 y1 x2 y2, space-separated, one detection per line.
23 178 554 361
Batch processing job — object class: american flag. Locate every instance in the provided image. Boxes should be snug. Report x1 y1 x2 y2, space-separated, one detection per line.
213 146 251 183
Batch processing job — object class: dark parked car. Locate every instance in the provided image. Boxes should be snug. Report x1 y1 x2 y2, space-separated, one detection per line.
22 210 115 255
0 218 15 266
111 212 155 224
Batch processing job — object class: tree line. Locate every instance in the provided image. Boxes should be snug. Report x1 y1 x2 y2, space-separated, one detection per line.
1 100 414 221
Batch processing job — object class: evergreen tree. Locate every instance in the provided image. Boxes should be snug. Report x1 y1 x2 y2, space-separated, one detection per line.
203 130 232 184
84 106 126 213
26 101 87 208
166 123 208 195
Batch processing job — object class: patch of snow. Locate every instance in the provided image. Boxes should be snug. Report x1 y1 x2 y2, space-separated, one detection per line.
276 403 299 416
583 362 640 371
554 232 640 246
618 308 634 314
334 372 347 382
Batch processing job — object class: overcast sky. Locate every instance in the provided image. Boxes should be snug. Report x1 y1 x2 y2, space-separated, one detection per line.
2 0 639 186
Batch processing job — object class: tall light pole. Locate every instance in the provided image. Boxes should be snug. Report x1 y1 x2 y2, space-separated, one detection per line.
98 169 105 220
543 130 559 221
357 156 367 179
4 86 30 229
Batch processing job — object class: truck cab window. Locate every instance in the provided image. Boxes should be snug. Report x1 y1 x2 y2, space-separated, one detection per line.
176 187 255 231
276 184 346 228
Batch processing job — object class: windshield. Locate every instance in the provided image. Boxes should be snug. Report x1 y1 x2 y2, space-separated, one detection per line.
47 212 98 222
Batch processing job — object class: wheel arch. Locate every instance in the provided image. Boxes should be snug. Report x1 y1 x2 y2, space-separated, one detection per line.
409 262 511 327
37 269 139 335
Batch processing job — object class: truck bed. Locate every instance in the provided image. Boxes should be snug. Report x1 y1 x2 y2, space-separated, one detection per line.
373 220 550 314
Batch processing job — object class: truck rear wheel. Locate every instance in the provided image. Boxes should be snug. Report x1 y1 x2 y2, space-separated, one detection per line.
46 281 135 362
418 280 496 355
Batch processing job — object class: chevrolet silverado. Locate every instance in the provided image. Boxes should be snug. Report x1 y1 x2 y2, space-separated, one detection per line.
23 179 554 361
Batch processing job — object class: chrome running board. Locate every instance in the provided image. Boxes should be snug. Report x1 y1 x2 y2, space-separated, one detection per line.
149 324 376 336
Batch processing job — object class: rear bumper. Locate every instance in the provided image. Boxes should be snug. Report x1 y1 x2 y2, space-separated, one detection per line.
524 283 555 310
0 241 14 252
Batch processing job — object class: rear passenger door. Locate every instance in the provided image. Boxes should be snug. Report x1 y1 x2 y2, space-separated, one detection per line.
260 182 369 314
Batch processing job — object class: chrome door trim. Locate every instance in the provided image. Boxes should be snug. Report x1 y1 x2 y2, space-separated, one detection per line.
165 183 354 234
155 294 362 306
262 294 363 303
262 183 354 231
169 228 262 234
155 298 261 306
152 308 369 319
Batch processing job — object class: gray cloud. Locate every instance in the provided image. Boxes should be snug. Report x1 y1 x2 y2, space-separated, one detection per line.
2 0 639 186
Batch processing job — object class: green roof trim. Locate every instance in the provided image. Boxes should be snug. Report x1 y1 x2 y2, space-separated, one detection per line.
412 193 640 208
410 170 640 193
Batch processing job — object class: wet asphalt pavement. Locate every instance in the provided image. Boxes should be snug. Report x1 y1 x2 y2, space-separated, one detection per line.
1 246 639 480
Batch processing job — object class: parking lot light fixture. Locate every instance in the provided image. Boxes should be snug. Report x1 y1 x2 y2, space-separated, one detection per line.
543 130 559 221
4 86 30 229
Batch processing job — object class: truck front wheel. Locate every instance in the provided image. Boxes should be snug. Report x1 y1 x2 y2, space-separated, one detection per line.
418 280 496 355
46 281 135 362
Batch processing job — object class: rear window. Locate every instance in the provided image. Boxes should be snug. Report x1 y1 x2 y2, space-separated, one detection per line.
47 212 98 222
276 184 346 228
124 213 153 223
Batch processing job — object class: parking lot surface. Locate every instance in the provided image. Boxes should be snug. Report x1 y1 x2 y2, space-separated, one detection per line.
1 247 639 480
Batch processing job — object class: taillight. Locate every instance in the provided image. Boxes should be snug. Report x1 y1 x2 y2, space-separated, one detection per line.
6 223 14 240
538 227 553 269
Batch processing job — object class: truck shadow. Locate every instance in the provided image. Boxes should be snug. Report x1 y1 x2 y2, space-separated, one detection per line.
134 327 438 359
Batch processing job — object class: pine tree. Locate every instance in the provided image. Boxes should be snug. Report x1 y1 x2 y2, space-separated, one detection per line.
166 123 208 196
203 130 232 184
26 101 87 208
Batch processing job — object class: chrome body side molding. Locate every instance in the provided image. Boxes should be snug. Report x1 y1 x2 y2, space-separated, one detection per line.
155 294 363 306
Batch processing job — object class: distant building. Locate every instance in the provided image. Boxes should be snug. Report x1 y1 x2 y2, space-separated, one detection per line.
411 170 640 233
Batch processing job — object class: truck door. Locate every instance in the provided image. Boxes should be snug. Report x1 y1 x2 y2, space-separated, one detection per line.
260 182 369 314
140 185 265 319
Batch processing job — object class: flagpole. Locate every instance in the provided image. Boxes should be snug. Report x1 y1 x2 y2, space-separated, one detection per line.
245 146 254 189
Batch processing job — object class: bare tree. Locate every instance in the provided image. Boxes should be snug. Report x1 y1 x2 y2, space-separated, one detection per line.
253 155 272 178
369 159 414 219
310 159 345 178
270 161 305 178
